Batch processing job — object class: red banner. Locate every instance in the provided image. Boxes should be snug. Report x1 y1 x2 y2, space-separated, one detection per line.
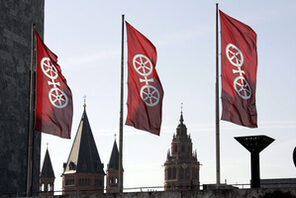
125 22 164 135
35 31 73 138
219 10 258 128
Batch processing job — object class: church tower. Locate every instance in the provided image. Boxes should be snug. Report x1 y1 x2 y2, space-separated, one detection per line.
106 139 120 193
62 105 105 195
164 111 200 190
39 148 55 196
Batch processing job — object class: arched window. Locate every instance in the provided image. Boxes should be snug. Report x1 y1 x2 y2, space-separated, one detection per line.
185 167 190 179
179 167 184 179
168 167 172 180
174 144 178 152
173 167 176 179
181 145 185 152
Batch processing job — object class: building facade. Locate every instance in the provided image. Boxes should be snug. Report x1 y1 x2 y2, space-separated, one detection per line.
164 112 200 190
62 106 105 195
0 1 44 195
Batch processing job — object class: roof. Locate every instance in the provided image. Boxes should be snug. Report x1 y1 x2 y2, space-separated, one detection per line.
107 140 119 170
63 108 104 174
40 149 55 178
176 111 188 137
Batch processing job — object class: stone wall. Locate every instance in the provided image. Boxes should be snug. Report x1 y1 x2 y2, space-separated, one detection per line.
0 0 44 196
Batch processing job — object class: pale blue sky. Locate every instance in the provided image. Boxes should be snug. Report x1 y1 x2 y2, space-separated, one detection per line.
41 0 296 193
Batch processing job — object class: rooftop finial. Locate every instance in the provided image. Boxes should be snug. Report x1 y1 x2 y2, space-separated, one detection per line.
46 142 49 150
114 133 117 141
83 95 86 109
180 102 184 124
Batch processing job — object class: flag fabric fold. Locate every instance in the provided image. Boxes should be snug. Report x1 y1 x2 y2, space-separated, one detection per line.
125 22 164 135
35 31 73 138
219 10 258 128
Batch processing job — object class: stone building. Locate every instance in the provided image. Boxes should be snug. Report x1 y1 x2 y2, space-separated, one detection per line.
106 139 120 193
62 106 105 195
39 148 55 196
164 112 200 190
0 1 44 195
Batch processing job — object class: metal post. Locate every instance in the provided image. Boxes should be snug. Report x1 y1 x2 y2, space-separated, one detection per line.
215 3 221 185
26 24 35 197
250 152 260 188
118 14 125 193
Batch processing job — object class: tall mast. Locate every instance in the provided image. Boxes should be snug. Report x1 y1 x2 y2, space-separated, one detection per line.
26 24 35 196
118 14 125 193
215 3 221 185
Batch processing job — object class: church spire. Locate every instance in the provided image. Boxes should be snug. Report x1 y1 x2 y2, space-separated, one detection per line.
177 103 187 136
83 95 86 109
179 102 184 124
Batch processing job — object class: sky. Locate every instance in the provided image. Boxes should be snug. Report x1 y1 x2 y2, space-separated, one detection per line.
41 0 296 193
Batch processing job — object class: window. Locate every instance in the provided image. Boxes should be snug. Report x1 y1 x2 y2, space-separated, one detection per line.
179 167 184 179
185 167 190 179
40 184 44 191
168 168 172 180
172 167 176 179
79 178 90 186
174 144 178 152
95 179 102 186
65 178 74 186
69 161 76 170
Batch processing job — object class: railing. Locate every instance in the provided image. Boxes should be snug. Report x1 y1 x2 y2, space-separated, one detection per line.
3 182 296 197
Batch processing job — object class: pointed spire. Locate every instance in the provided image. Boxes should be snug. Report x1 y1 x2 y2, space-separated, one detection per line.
63 107 104 174
180 102 184 124
83 95 86 109
176 103 187 136
107 139 119 170
40 148 55 178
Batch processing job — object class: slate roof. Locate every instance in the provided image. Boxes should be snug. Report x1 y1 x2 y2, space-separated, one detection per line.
107 140 119 170
40 149 55 178
63 108 104 174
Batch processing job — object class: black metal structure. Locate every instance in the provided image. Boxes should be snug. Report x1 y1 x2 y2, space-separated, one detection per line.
235 135 274 188
293 146 296 168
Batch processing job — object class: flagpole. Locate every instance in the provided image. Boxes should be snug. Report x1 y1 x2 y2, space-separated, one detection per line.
118 14 125 193
26 23 35 196
215 3 221 185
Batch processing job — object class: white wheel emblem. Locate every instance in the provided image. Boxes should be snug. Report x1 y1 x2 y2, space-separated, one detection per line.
48 88 69 108
140 85 160 107
233 76 251 100
40 57 68 109
226 43 244 67
133 54 153 76
225 43 251 100
41 57 58 80
132 54 160 107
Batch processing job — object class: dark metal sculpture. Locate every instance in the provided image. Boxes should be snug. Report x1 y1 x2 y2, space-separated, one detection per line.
235 135 274 188
293 147 296 168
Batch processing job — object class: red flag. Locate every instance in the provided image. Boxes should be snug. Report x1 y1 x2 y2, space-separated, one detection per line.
35 31 73 138
219 10 258 128
125 22 164 135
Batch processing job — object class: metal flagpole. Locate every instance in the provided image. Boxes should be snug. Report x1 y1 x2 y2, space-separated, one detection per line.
118 14 125 193
215 3 221 185
26 23 35 196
